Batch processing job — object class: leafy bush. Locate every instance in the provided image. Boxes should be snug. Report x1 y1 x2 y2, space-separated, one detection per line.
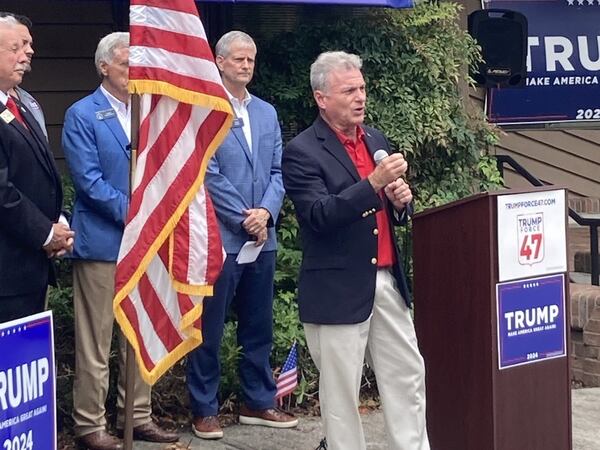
243 1 502 406
50 2 503 429
253 3 502 210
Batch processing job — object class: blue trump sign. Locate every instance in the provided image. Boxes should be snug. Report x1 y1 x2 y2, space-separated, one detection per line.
0 312 56 450
484 0 600 125
496 274 566 369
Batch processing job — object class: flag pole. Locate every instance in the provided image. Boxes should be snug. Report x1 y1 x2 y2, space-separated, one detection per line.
117 2 233 442
122 93 140 450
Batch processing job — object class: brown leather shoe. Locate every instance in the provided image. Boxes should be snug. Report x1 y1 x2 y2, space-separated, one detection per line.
192 415 223 440
77 430 123 450
238 405 298 428
118 421 179 443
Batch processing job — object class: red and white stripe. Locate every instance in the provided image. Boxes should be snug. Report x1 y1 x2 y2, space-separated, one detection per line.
276 368 299 400
276 342 299 402
114 0 232 385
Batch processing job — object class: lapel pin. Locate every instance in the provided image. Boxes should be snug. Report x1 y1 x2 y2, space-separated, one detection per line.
1 109 15 124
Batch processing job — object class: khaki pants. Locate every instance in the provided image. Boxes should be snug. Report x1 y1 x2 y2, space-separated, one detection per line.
304 269 430 450
72 260 152 437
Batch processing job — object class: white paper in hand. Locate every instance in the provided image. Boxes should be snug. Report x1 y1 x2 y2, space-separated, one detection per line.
236 240 265 264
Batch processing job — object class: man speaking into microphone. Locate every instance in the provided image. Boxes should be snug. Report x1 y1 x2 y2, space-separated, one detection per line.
282 51 430 450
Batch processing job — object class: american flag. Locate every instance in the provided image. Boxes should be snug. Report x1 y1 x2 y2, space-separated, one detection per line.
113 0 233 385
276 342 299 402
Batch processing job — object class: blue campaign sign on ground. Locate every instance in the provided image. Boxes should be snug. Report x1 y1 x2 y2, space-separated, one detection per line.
0 312 56 450
484 0 600 125
496 274 566 369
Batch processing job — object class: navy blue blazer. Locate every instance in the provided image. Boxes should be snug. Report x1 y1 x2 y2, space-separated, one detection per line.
0 99 62 296
282 116 412 325
205 94 284 254
62 88 130 261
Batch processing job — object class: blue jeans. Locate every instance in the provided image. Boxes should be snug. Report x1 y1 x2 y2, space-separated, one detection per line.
186 251 277 416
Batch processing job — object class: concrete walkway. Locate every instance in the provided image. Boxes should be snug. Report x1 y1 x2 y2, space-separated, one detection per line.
134 387 600 449
572 388 600 450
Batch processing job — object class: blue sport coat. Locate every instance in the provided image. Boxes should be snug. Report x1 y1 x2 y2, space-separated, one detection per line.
205 95 284 254
62 88 130 261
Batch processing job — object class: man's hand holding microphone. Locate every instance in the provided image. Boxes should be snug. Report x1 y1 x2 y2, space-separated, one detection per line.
367 150 413 211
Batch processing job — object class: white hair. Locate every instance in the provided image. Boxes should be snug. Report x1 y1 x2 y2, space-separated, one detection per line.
94 31 129 77
215 30 256 58
310 51 363 92
0 15 19 30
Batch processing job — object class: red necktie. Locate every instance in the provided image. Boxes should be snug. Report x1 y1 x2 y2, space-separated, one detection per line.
6 96 27 128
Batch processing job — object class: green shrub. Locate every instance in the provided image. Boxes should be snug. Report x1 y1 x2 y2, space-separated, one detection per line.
243 1 502 406
51 2 503 425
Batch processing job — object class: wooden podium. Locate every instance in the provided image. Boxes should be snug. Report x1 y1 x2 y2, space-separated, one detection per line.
412 187 572 450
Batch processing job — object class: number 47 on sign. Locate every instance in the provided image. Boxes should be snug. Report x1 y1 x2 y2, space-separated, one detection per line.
518 213 545 265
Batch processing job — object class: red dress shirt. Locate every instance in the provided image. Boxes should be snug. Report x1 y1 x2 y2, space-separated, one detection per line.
334 126 396 268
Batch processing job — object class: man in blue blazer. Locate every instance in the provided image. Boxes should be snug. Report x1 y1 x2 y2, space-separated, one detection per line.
63 32 177 450
186 31 296 440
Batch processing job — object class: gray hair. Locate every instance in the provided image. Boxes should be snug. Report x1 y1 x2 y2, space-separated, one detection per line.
310 51 363 92
94 31 129 77
0 12 32 29
0 14 19 30
215 31 256 58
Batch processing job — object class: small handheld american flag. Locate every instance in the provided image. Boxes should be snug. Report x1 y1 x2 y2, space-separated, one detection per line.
275 341 298 403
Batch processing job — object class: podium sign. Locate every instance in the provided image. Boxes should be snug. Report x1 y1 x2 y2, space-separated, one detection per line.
496 274 566 370
414 187 571 450
0 312 56 450
497 189 567 282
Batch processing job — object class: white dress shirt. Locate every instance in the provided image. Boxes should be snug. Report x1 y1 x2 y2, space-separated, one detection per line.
100 85 131 141
226 88 252 152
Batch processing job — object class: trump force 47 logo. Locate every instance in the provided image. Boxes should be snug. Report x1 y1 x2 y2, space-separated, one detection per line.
517 213 545 265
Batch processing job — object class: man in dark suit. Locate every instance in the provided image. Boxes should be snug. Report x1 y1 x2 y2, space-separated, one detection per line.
0 15 72 323
282 51 430 450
